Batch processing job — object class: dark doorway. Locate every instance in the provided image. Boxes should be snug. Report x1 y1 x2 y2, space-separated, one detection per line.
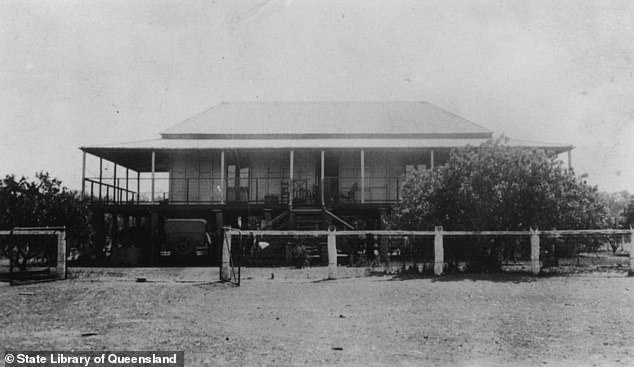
324 154 339 203
227 165 250 202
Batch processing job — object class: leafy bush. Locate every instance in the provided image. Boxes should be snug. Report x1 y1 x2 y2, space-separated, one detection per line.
392 140 610 271
0 172 91 268
394 140 609 231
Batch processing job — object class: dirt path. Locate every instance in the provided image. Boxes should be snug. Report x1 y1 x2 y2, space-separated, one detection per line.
1 267 633 366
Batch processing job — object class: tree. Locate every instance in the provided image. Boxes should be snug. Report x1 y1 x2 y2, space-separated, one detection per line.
598 191 631 228
393 140 609 231
0 172 90 270
622 199 634 229
391 140 610 271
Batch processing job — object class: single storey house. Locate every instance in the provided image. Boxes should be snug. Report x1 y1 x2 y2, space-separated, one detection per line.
80 101 572 264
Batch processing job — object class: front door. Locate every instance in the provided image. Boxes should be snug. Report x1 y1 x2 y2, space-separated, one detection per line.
324 155 339 203
292 151 319 205
227 165 249 202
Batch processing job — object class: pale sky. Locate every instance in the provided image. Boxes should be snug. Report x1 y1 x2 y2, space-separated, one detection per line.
1 0 633 192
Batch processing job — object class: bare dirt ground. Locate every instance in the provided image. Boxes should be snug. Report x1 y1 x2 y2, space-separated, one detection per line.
1 267 634 367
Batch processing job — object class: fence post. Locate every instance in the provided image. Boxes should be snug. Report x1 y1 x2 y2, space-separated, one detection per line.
221 230 231 281
327 228 337 280
629 227 634 276
434 226 444 276
56 229 67 279
530 228 540 275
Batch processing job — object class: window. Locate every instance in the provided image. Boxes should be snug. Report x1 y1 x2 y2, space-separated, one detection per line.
239 167 249 188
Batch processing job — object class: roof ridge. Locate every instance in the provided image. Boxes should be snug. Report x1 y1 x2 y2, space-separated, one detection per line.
160 101 494 137
427 104 493 135
216 100 432 104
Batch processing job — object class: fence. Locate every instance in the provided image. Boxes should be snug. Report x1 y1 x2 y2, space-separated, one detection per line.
0 226 67 285
220 227 634 281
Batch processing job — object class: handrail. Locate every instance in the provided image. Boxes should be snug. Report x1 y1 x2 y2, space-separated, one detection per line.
322 208 355 230
262 210 291 230
84 178 135 193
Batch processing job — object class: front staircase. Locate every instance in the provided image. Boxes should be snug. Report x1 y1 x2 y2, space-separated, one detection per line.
263 206 354 231
291 207 326 265
262 206 354 266
292 207 324 230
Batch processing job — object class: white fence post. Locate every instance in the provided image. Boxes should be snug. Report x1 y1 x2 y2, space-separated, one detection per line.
530 228 540 275
434 226 444 276
221 231 231 281
327 229 337 280
629 227 634 276
56 229 66 279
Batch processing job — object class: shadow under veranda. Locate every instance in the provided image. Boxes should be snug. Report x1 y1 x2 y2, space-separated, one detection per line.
389 267 631 283
303 265 543 283
377 269 549 283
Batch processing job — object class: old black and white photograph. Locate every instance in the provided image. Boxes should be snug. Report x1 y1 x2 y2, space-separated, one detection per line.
1 1 634 366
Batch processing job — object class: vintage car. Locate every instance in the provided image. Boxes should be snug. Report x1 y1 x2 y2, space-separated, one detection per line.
160 219 211 259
